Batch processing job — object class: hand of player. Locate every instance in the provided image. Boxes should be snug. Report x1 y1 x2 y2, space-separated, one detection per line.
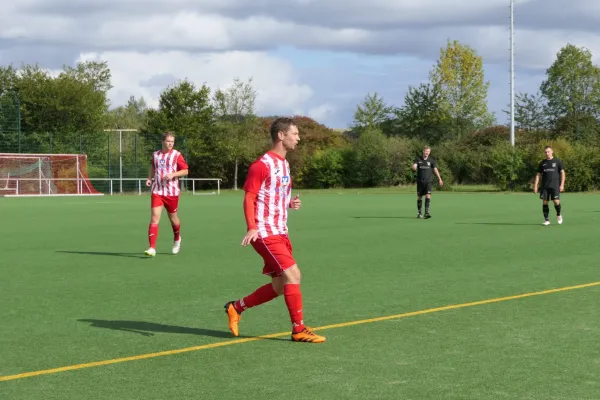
163 173 175 181
290 195 301 210
533 186 538 194
438 179 443 187
241 229 259 246
146 179 152 187
559 185 564 192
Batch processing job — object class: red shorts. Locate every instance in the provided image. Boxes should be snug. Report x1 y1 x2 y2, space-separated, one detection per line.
151 194 179 214
251 234 296 277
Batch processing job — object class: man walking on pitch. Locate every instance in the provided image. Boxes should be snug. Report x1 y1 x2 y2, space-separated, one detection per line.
224 117 326 343
412 146 443 218
534 146 565 226
144 131 189 256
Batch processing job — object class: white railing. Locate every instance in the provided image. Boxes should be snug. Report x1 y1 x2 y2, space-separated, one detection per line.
0 178 222 196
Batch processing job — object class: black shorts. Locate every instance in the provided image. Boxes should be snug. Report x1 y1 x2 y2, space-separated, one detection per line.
540 188 560 201
417 181 432 196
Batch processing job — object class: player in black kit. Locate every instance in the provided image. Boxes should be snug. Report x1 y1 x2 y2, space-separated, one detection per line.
533 146 565 226
412 146 443 219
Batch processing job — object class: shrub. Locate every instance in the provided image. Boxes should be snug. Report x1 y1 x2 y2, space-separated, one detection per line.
303 148 345 188
484 142 528 191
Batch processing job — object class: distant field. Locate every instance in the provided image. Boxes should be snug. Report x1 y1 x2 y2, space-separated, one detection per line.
1 191 599 399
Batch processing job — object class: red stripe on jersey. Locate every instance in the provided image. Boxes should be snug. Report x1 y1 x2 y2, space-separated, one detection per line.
282 160 290 227
244 152 292 239
151 149 184 196
166 152 173 196
263 159 274 237
272 159 281 232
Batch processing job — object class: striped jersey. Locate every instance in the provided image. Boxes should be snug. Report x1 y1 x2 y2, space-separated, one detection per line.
151 149 188 196
243 151 292 238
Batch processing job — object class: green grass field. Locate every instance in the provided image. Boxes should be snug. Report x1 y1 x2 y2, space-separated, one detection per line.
1 190 599 399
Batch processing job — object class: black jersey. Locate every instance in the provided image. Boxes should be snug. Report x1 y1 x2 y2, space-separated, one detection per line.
414 157 437 183
537 158 564 189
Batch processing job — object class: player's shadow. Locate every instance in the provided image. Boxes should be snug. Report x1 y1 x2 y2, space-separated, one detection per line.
353 216 418 219
56 250 167 259
78 319 285 341
455 222 540 226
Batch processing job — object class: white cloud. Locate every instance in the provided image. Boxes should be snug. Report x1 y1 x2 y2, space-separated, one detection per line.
76 50 313 116
308 103 337 122
2 0 600 126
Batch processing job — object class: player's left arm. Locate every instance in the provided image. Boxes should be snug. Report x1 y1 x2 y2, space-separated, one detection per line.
289 191 300 210
433 161 443 186
169 169 189 178
165 155 189 180
559 160 565 191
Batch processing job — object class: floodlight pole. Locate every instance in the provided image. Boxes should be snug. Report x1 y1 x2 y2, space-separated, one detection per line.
509 0 515 146
104 129 138 193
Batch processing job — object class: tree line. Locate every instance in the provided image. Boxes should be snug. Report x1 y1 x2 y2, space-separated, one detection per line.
1 40 600 191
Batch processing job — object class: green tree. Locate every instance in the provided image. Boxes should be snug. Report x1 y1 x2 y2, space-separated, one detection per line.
352 127 389 187
144 79 215 176
352 92 391 134
61 61 112 93
540 44 600 140
106 96 149 129
1 61 112 154
430 40 494 139
511 92 548 131
484 142 527 191
0 89 20 152
541 44 600 119
20 62 111 135
395 82 450 143
303 148 345 188
0 66 17 91
213 77 260 190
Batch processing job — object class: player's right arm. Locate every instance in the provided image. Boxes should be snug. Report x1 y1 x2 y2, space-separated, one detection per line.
146 165 155 187
241 161 268 246
558 160 565 192
412 158 418 171
533 161 544 193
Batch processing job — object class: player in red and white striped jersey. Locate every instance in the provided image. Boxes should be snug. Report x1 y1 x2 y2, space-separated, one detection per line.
144 131 189 257
224 117 325 343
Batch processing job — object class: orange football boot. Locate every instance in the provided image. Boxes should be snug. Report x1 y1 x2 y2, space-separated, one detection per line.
224 302 241 336
291 327 326 343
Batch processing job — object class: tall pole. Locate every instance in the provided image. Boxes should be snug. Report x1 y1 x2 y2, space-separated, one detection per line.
119 129 123 193
103 128 137 193
16 94 21 153
510 0 515 146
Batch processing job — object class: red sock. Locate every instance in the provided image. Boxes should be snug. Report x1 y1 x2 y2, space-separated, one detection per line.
148 224 158 248
172 223 180 241
284 284 304 333
234 284 278 313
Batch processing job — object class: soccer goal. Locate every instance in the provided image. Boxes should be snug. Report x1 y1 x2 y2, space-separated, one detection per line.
0 153 102 197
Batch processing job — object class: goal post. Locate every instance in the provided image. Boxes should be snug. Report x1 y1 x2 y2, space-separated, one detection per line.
180 178 222 196
0 153 102 197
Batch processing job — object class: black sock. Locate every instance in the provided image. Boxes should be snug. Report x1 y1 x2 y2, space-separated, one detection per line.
543 204 549 220
425 198 431 212
555 203 561 216
417 199 422 213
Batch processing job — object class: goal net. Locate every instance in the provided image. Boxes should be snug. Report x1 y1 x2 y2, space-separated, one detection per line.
0 153 102 196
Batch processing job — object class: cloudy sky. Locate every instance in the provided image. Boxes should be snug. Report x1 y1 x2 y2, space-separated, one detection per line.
1 0 600 128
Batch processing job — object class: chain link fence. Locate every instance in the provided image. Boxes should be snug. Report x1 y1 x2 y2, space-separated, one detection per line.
0 96 189 182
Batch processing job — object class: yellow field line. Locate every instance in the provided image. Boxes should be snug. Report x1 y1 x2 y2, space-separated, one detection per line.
1 280 599 383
